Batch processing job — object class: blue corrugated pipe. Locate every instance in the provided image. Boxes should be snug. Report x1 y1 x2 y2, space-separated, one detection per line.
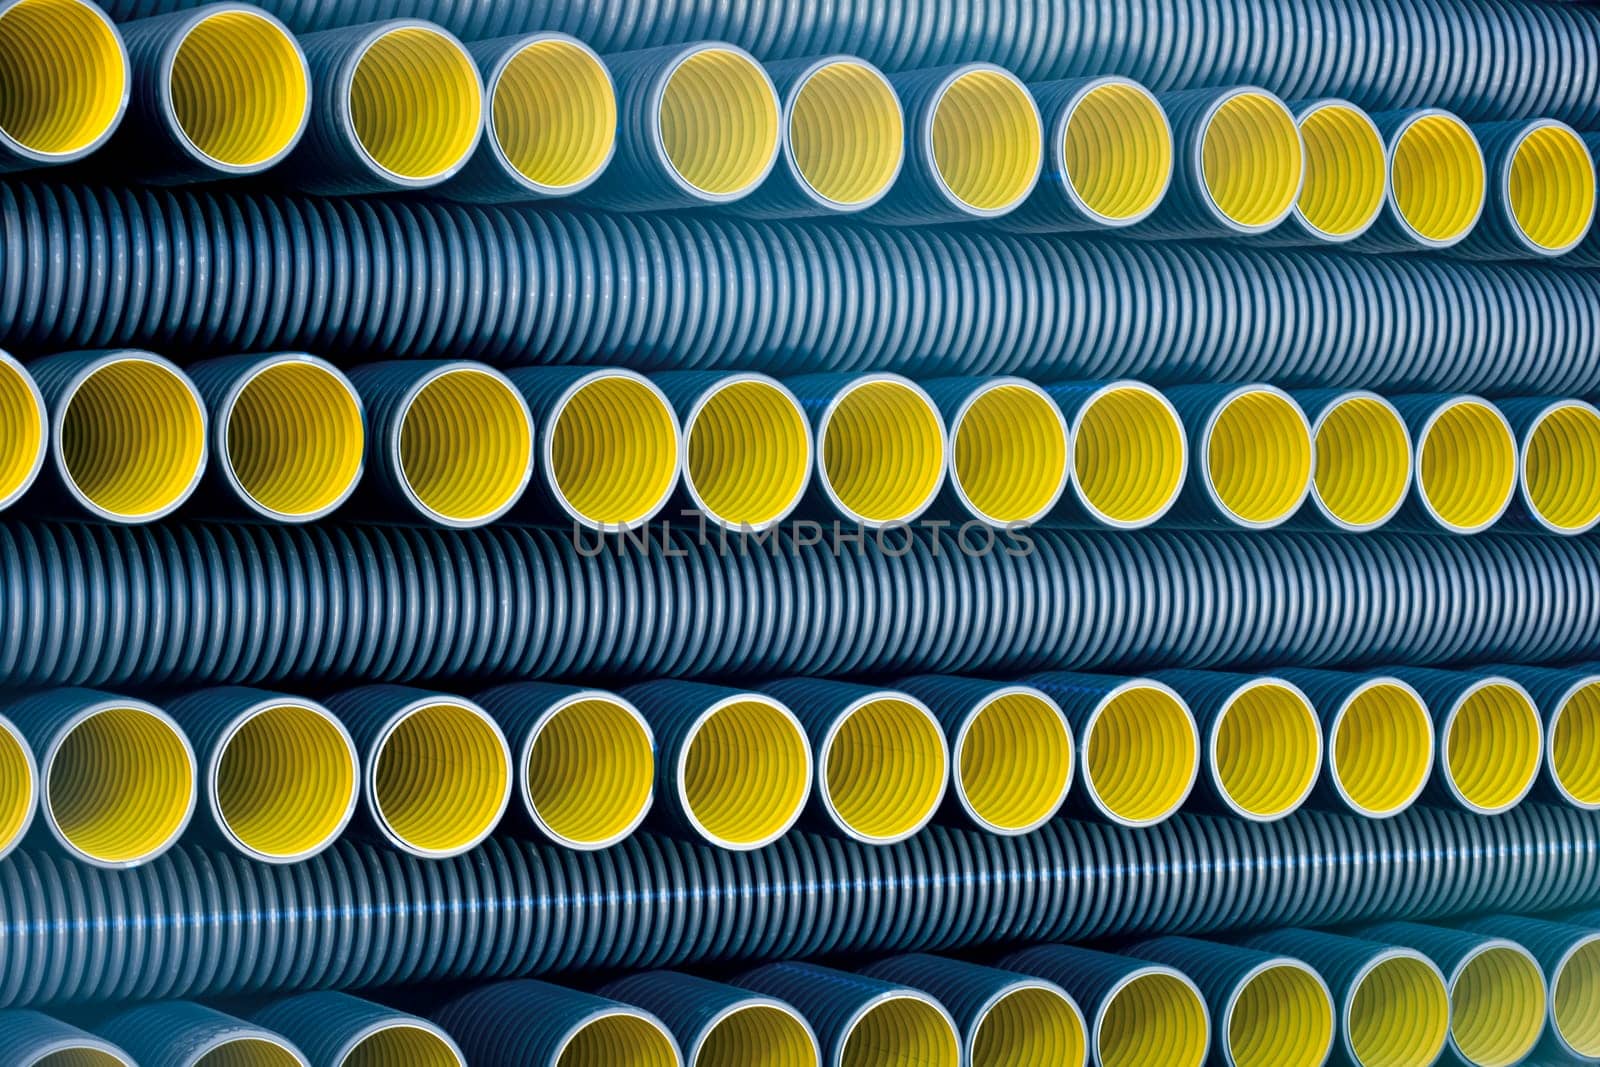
599 970 820 1067
1494 664 1600 810
0 1009 131 1064
1461 914 1600 1062
0 0 127 172
1453 119 1597 261
433 979 680 1066
98 1000 308 1066
251 991 465 1066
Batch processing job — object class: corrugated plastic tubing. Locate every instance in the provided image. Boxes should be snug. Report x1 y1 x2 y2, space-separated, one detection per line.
1166 384 1313 530
1496 664 1600 810
1393 666 1543 815
1462 915 1600 1061
435 979 680 1067
1499 396 1600 534
0 0 127 171
0 1010 131 1064
923 376 1070 529
8 188 1600 397
1392 393 1518 534
1278 99 1386 243
1043 381 1186 529
0 712 35 860
599 970 819 1067
1455 119 1597 260
0 350 46 514
1352 108 1487 253
251 991 465 1066
1573 133 1600 268
99 1001 307 1066
1294 389 1412 532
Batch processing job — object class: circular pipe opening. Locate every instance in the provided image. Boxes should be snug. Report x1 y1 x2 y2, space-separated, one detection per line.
1097 971 1208 1067
1226 962 1334 1067
0 0 125 160
821 694 948 844
371 700 511 857
341 1022 462 1066
1060 79 1172 225
786 59 903 209
695 1001 817 1067
193 1038 303 1066
1294 102 1385 239
1388 112 1485 246
33 1046 130 1066
1311 393 1411 530
45 702 194 867
1330 681 1433 818
397 365 532 527
213 700 358 863
221 357 363 521
1521 401 1600 534
547 371 679 530
658 46 779 199
489 36 615 194
1450 944 1546 1066
971 983 1087 1067
168 8 308 170
1203 388 1313 527
1199 90 1304 230
523 694 654 850
951 381 1071 526
558 1011 678 1067
680 696 811 850
1443 681 1542 814
1416 399 1517 533
956 689 1073 835
684 376 810 531
0 717 34 857
818 377 946 527
1211 680 1321 820
1506 122 1595 254
1083 682 1198 827
1553 936 1600 1058
1071 383 1186 528
0 354 45 511
1347 954 1450 1067
56 354 206 522
843 994 959 1067
1552 680 1600 808
929 67 1042 214
348 25 480 183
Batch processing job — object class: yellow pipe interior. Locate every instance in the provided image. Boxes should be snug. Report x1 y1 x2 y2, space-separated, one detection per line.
349 26 480 181
373 702 508 855
1523 403 1600 532
343 1024 461 1066
226 360 363 519
48 705 192 864
216 702 356 860
0 356 42 505
788 60 903 207
1553 682 1600 806
1098 973 1209 1067
931 69 1041 212
1062 81 1171 222
1313 396 1410 528
492 37 614 191
524 696 653 848
695 1003 817 1067
60 358 205 520
0 0 124 157
1228 964 1334 1067
1450 947 1546 1067
558 1013 678 1067
1213 683 1321 819
35 1050 128 1066
1445 683 1542 812
1347 956 1450 1067
659 48 778 196
193 1040 302 1067
682 699 809 848
1390 114 1485 243
550 374 679 527
0 721 30 854
1553 938 1600 1057
1206 390 1312 525
686 378 810 528
1295 103 1386 237
959 692 1073 833
824 697 946 842
1508 124 1595 251
1331 682 1433 816
842 996 959 1067
821 379 945 524
169 10 307 168
1417 400 1516 531
971 985 1087 1067
1072 385 1185 525
953 384 1069 524
1085 685 1197 826
1200 92 1304 227
398 368 531 524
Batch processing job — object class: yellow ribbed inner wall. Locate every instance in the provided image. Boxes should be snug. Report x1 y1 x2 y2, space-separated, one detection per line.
1073 386 1185 524
0 723 29 853
697 1004 817 1067
788 61 903 206
687 379 809 528
1348 957 1449 1067
1313 397 1409 528
1332 683 1432 816
349 27 480 180
169 11 306 168
550 375 678 526
1554 939 1600 1057
1508 125 1595 251
953 384 1069 524
0 357 42 504
659 48 778 196
492 38 614 190
1451 947 1546 1066
1201 93 1303 227
60 358 204 520
194 1040 301 1067
1554 684 1600 806
373 702 507 854
1086 686 1196 825
1207 391 1312 524
971 986 1087 1067
227 361 363 519
1214 684 1320 818
960 693 1073 832
345 1024 461 1066
1229 965 1334 1067
1446 684 1541 812
216 703 355 860
1099 973 1208 1067
1390 115 1485 243
525 697 653 847
0 0 123 156
399 369 531 524
1417 401 1516 530
1523 404 1600 531
931 70 1041 211
821 380 945 524
49 706 191 864
558 1014 678 1067
1296 104 1385 236
36 1051 126 1066
683 700 809 847
825 698 946 841
842 997 959 1067
1063 82 1171 221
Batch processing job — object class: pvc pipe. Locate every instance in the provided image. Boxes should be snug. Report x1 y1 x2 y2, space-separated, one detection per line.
0 1010 132 1065
1279 669 1433 819
435 980 680 1067
1501 397 1600 535
1465 915 1600 1062
600 971 820 1067
1168 384 1313 529
0 0 126 170
1355 109 1486 252
0 350 46 513
1497 665 1600 811
1044 381 1186 529
1394 394 1518 534
29 349 207 523
1459 119 1596 259
1395 668 1543 815
252 992 464 1066
925 377 1071 528
1296 389 1411 531
187 353 364 522
1283 99 1386 242
99 1002 308 1067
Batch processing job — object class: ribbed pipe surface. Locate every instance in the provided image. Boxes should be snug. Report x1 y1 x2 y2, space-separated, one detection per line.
251 991 464 1066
